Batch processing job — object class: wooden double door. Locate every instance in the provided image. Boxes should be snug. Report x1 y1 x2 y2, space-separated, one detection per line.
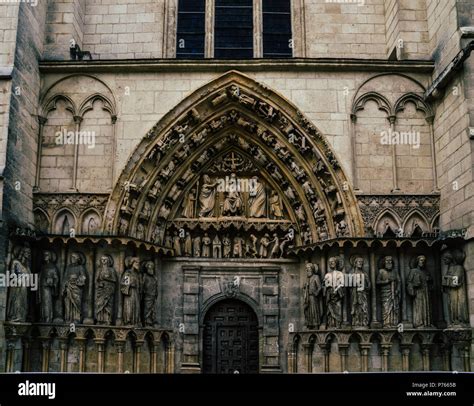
203 299 259 374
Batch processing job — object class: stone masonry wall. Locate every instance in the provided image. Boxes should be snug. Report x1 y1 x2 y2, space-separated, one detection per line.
83 0 164 59
0 1 47 371
44 0 85 60
38 69 431 194
304 0 386 59
385 0 429 60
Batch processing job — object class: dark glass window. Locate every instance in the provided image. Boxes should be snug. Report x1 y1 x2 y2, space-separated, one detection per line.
263 0 292 58
176 0 206 59
215 0 254 59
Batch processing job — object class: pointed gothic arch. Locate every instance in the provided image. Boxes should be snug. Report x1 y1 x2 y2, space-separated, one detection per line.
103 71 364 251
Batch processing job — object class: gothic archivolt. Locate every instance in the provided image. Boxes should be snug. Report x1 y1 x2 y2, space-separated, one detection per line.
104 71 365 257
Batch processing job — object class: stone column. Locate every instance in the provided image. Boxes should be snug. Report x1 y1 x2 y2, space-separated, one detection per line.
339 345 349 372
442 345 451 371
83 243 95 325
350 114 360 191
422 345 431 372
319 344 329 373
401 345 411 372
115 250 125 326
388 115 401 192
398 248 409 326
5 341 15 372
110 115 118 189
360 345 371 372
77 339 86 373
96 339 105 373
150 343 157 373
287 348 296 373
426 115 439 191
381 345 391 372
41 339 50 373
116 341 125 373
166 344 175 373
134 342 143 373
303 343 312 373
462 345 471 372
59 340 68 372
369 249 380 327
34 116 48 192
22 340 30 372
71 116 83 191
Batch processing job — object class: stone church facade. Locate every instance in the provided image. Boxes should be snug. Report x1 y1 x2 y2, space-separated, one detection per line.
0 0 473 374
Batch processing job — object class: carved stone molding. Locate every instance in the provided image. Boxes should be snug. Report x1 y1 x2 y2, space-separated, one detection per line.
34 193 109 235
358 194 440 237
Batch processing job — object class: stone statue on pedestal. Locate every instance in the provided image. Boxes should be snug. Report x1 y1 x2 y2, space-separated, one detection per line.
62 252 87 323
350 257 370 328
38 250 60 323
443 250 469 326
202 233 212 258
303 262 322 329
121 257 141 326
222 234 232 258
7 245 32 322
198 175 218 217
376 256 400 327
95 254 117 325
407 255 432 328
323 257 344 329
142 261 158 327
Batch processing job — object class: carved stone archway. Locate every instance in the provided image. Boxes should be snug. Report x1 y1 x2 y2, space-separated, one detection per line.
103 71 364 254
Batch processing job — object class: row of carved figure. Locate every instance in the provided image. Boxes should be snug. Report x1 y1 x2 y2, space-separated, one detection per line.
163 230 295 258
303 252 469 330
180 174 285 219
6 246 158 327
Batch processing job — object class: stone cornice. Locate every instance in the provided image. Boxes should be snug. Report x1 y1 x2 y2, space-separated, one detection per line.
39 58 435 74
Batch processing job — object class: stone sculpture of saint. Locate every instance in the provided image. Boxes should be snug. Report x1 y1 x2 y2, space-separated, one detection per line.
442 250 468 325
350 257 370 328
198 175 218 217
233 235 244 258
269 191 284 219
248 177 266 218
407 255 432 328
323 257 344 329
193 235 201 257
303 262 322 329
202 233 212 258
184 232 193 257
247 234 258 258
62 252 87 323
182 189 196 218
95 254 117 325
7 246 32 322
376 256 400 327
269 234 280 258
259 234 270 258
173 232 182 256
223 174 243 216
121 257 141 326
38 250 60 323
222 235 232 258
87 217 97 234
142 261 158 326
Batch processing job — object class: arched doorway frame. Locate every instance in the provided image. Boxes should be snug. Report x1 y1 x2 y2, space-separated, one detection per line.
103 70 365 246
200 295 261 374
